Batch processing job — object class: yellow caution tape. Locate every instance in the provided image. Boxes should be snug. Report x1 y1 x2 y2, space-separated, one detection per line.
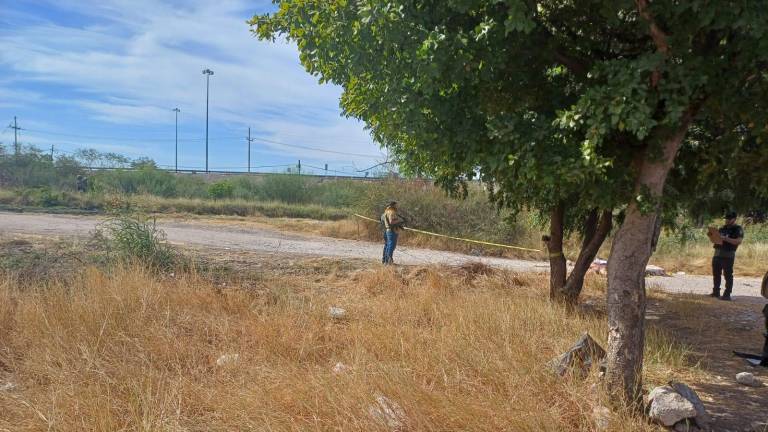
353 213 541 252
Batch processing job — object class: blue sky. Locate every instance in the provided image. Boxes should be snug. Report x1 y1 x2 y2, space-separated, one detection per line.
0 0 387 175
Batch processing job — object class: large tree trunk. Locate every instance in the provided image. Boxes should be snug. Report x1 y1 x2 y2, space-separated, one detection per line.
561 209 612 303
547 204 567 301
605 119 693 408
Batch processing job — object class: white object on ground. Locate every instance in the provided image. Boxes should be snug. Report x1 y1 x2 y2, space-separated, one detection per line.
329 306 347 319
332 362 350 374
368 394 407 431
216 353 240 367
645 265 667 276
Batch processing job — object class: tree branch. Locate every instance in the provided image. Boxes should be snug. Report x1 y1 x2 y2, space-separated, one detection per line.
635 0 670 88
635 0 670 55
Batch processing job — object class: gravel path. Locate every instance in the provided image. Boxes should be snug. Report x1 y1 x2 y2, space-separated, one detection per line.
1 211 764 303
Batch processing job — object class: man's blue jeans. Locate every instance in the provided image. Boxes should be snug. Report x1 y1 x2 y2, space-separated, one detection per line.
382 230 398 264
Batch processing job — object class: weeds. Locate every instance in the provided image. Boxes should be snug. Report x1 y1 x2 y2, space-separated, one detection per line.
96 214 178 270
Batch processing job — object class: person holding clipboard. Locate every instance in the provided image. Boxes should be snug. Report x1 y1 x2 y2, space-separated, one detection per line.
707 211 744 300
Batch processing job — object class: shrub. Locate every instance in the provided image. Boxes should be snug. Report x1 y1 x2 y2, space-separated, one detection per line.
96 215 177 270
0 148 84 190
257 174 312 203
312 179 369 208
228 176 260 200
208 180 235 199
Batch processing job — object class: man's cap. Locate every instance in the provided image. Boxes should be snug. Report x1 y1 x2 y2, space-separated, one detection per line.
725 211 737 219
386 201 397 207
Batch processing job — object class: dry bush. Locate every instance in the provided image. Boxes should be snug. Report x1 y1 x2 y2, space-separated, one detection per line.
0 264 686 431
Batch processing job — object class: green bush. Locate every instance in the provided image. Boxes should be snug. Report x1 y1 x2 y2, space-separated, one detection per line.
208 180 235 199
312 179 369 208
257 174 312 203
92 167 207 198
228 176 258 199
96 215 177 270
0 148 84 190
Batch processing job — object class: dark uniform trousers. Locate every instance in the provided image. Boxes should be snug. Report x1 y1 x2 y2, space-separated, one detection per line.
711 256 735 297
712 223 743 297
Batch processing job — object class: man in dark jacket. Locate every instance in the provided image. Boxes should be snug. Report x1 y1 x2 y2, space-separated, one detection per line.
710 211 744 301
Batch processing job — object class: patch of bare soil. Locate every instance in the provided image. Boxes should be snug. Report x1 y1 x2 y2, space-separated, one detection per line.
0 233 102 282
647 293 768 431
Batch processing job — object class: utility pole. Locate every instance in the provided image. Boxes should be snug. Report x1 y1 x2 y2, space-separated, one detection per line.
202 68 214 172
247 127 255 173
324 163 328 176
297 159 301 175
50 144 54 161
9 116 21 155
173 108 180 172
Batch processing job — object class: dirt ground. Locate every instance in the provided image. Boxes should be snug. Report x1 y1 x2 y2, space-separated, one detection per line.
0 211 764 301
645 292 767 431
1 212 767 431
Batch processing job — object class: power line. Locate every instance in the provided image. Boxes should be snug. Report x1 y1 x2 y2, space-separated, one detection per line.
247 136 383 158
303 163 360 175
23 127 384 159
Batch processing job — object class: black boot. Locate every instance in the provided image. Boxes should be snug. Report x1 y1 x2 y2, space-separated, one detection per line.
709 290 720 298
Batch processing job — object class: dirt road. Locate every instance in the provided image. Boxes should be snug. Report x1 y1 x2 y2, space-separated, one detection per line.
1 211 765 302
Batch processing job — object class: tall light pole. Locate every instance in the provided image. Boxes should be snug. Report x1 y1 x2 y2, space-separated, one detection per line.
173 108 180 172
202 68 214 172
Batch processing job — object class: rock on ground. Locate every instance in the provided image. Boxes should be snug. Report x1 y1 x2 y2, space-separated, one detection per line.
669 381 712 431
673 419 701 432
736 372 762 387
648 386 697 427
548 332 606 377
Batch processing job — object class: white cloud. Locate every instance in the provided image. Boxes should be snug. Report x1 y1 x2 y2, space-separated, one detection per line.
0 0 381 162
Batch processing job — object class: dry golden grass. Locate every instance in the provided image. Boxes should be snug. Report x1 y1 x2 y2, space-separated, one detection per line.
0 264 692 431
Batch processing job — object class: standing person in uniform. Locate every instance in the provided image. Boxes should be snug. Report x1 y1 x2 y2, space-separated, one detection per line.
381 201 404 264
710 211 744 300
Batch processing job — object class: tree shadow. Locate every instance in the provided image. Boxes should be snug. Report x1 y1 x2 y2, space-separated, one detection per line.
645 287 768 431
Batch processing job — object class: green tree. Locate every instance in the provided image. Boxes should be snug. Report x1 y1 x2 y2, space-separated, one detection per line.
253 1 768 406
208 180 235 199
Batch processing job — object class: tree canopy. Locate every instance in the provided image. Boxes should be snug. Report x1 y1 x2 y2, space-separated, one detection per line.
253 0 768 406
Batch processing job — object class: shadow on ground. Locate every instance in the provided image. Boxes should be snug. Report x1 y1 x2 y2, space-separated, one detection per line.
646 288 767 431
